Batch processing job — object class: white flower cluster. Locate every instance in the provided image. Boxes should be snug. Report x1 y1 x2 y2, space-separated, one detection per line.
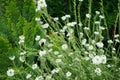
36 0 47 11
92 55 107 65
39 50 47 57
35 35 41 41
51 68 60 74
42 23 49 28
67 22 77 27
18 35 25 44
61 15 71 20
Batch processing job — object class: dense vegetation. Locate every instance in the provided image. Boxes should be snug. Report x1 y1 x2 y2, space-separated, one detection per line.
0 0 120 80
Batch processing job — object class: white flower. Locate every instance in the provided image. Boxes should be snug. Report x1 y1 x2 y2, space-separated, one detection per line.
84 57 90 61
7 69 14 77
79 0 83 2
115 39 120 42
86 13 91 18
18 35 25 44
36 0 47 11
35 76 43 80
32 64 38 70
89 54 94 58
92 55 101 65
56 59 62 63
107 64 111 68
82 39 87 45
63 26 67 30
84 51 89 54
61 44 68 50
18 39 24 44
66 71 72 77
19 56 25 62
42 23 49 28
78 22 83 27
112 48 116 51
67 22 77 27
53 17 59 21
19 35 25 40
58 55 63 58
20 51 26 55
95 21 100 24
51 68 60 74
95 11 100 15
100 55 107 64
114 34 119 38
65 15 71 18
54 51 59 55
35 76 44 80
68 52 73 56
39 50 47 57
35 18 41 21
9 56 15 61
79 32 83 38
107 40 113 44
91 40 96 44
60 29 65 33
99 15 104 19
39 38 46 46
61 16 66 20
92 55 107 65
88 45 94 50
95 68 102 76
61 15 70 20
94 31 99 35
84 27 90 30
26 74 32 79
35 35 41 41
45 74 52 80
96 42 104 48
99 26 105 30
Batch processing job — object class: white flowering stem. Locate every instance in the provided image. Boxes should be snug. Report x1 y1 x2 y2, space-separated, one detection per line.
93 15 99 33
100 0 107 27
88 0 92 28
73 0 77 23
77 2 82 23
100 0 110 39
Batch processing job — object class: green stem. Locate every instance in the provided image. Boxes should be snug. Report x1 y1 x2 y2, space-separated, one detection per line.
100 0 109 39
88 0 92 28
118 0 120 38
